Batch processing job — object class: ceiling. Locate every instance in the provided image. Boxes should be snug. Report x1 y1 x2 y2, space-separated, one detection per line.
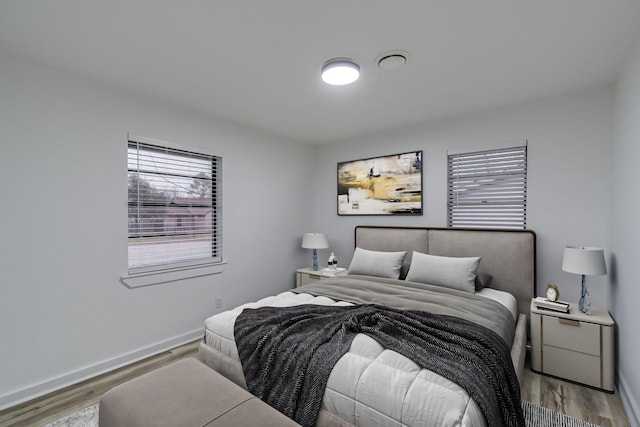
1 1 640 144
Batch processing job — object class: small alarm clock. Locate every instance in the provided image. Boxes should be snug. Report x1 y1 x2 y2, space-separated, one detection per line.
545 282 560 302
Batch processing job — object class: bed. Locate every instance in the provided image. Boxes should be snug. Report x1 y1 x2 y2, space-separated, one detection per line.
198 226 536 427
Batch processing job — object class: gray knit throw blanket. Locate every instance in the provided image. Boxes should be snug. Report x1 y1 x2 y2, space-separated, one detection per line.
234 303 524 427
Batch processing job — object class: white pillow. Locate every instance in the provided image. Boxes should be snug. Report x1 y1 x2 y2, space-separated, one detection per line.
405 251 481 293
347 247 407 279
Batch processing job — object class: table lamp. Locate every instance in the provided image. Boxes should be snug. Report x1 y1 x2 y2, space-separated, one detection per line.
301 233 329 271
561 246 607 315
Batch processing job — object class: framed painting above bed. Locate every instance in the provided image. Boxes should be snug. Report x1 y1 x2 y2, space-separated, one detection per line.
337 151 422 215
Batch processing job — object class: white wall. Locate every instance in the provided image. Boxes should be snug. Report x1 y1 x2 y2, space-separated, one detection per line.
613 35 640 427
0 51 314 408
314 86 614 309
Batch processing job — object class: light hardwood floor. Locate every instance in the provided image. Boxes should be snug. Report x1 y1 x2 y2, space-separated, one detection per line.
0 342 631 427
0 340 199 427
521 359 631 427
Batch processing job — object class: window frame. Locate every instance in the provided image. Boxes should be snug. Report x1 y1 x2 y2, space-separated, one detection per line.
447 141 527 230
122 134 224 286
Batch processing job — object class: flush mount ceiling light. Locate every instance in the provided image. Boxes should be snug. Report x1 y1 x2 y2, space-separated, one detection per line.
376 50 410 70
321 58 360 86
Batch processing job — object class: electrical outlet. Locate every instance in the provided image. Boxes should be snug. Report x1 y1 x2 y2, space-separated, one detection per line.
215 296 222 309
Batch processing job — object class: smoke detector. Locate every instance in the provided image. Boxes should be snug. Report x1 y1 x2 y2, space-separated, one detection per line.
376 51 409 70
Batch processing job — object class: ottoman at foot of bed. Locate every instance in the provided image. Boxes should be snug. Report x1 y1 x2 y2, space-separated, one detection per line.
99 357 300 427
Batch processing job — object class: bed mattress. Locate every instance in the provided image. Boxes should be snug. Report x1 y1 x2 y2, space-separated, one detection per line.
202 286 519 427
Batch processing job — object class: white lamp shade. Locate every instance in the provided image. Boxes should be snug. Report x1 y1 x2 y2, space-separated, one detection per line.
301 233 329 249
562 246 607 276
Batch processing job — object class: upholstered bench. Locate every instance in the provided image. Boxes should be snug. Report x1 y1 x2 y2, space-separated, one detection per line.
99 358 300 427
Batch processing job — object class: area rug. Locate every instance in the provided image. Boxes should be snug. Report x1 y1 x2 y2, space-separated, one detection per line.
521 400 600 427
43 401 600 427
42 404 98 427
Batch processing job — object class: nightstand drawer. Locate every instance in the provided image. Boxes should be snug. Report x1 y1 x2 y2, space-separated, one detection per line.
542 315 599 356
543 345 601 388
299 272 322 286
296 267 347 287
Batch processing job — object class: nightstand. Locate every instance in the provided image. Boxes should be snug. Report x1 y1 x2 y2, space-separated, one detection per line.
530 299 614 392
295 267 346 287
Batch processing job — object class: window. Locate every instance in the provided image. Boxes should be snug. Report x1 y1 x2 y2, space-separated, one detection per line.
127 136 222 275
447 141 527 229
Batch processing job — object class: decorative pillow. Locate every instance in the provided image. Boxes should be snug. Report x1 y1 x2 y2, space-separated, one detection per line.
405 251 481 293
475 271 493 291
347 247 407 279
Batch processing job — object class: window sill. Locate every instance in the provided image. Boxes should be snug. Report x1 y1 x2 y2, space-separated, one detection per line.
121 261 227 288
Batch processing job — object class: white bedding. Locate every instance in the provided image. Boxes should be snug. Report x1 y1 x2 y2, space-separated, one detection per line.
203 287 518 427
476 287 518 321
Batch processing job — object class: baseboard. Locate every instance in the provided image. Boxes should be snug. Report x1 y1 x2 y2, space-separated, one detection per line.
0 328 203 411
619 370 640 427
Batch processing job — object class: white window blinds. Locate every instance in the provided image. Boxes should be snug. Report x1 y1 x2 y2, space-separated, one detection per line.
128 137 222 274
448 142 527 229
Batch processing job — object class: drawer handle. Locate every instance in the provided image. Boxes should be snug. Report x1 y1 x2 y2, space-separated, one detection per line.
558 318 580 327
309 275 322 279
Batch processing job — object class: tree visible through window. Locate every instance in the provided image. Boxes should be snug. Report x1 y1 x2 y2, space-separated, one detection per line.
447 142 527 229
127 137 222 274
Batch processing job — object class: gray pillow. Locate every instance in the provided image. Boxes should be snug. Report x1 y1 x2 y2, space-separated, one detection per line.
405 251 481 293
475 271 493 290
347 247 407 279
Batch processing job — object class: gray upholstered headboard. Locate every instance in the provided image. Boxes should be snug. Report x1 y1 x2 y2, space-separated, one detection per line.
354 226 536 322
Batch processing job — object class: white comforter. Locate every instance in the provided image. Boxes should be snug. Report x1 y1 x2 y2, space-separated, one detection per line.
203 289 517 427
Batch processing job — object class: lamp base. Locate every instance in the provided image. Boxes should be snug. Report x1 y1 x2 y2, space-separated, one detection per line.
311 248 318 271
578 274 591 315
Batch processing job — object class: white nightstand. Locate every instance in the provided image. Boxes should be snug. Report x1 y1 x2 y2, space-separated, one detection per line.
530 299 614 392
295 267 346 287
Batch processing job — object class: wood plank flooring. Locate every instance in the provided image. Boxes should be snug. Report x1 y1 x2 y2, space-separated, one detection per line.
0 341 632 426
520 360 631 427
0 340 199 427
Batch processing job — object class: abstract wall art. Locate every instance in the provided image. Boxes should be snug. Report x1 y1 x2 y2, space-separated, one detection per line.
337 151 422 215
